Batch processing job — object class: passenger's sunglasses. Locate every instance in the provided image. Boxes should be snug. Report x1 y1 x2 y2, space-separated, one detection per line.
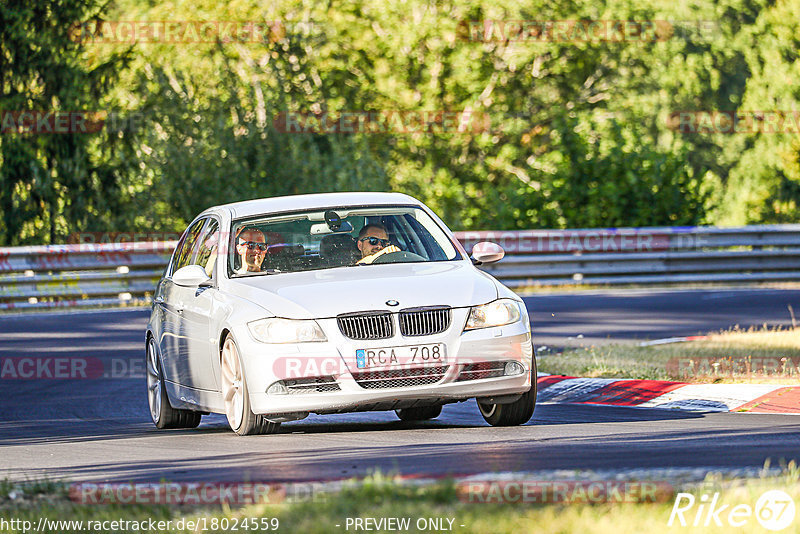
359 236 391 247
238 239 267 251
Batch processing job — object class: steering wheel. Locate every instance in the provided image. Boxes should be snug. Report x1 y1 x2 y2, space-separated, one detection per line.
372 251 426 264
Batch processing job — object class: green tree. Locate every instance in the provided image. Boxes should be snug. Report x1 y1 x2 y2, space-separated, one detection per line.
130 17 389 225
5 0 797 244
0 0 134 245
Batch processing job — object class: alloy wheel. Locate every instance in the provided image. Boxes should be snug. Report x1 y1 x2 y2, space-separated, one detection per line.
146 337 163 423
221 337 244 431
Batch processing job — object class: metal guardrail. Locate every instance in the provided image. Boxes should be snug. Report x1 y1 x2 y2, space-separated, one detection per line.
1 225 799 310
0 243 174 311
455 225 800 289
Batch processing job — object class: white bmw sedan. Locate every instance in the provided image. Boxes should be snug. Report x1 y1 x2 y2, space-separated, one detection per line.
146 192 536 435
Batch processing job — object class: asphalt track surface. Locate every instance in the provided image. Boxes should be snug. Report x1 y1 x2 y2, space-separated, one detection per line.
1 288 799 483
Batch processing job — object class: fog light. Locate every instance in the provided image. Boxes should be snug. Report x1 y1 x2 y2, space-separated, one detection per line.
504 361 524 376
266 381 288 395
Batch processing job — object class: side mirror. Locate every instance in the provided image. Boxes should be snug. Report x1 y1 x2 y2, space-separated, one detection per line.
470 241 505 265
172 265 212 287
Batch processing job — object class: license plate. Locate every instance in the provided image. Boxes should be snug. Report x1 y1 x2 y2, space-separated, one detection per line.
355 344 447 369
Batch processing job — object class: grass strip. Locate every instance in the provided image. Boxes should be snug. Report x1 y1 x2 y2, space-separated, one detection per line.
2 467 800 533
538 327 800 383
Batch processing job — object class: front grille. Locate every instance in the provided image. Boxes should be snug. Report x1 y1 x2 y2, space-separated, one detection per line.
456 361 506 382
352 366 449 389
398 307 451 337
337 311 393 340
285 376 341 394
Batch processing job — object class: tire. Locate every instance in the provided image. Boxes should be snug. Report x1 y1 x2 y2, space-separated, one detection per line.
477 352 538 427
220 334 281 436
395 405 442 421
146 336 202 429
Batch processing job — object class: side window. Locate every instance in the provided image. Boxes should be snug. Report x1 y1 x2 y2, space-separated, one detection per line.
171 219 206 274
194 219 220 277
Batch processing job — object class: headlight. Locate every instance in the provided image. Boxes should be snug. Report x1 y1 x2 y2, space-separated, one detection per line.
248 318 327 343
464 299 522 331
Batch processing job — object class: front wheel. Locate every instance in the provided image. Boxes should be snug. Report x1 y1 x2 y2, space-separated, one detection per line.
221 335 281 436
477 356 537 427
146 337 201 429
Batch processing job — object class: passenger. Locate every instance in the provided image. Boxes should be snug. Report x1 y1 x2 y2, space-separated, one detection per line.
235 227 267 274
356 224 401 264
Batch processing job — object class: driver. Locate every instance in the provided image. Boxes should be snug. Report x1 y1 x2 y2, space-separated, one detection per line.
356 224 400 265
235 227 267 274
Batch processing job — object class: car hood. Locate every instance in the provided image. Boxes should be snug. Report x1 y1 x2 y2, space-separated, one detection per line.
224 261 499 319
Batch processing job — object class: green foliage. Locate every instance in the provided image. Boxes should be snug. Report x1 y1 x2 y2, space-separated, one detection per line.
714 0 800 224
0 0 135 245
0 0 798 243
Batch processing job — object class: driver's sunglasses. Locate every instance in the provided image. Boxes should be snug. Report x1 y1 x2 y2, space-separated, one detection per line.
238 239 267 251
359 236 391 247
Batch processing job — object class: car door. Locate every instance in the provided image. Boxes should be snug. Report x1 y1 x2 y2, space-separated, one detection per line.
159 218 206 386
173 218 220 391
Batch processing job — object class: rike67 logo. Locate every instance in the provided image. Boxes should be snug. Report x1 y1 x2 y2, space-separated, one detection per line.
668 490 796 531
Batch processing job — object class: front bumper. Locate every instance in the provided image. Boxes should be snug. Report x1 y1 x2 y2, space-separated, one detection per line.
232 311 534 417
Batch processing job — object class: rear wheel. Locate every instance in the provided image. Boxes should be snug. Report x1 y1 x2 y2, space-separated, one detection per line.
477 354 537 427
395 405 442 421
146 337 201 429
221 335 281 436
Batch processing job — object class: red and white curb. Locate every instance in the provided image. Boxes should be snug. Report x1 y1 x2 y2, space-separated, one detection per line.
536 375 800 414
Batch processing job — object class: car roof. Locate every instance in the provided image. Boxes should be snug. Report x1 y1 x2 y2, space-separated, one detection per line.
209 192 425 219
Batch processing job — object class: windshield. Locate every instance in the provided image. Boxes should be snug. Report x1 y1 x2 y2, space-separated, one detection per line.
229 205 462 276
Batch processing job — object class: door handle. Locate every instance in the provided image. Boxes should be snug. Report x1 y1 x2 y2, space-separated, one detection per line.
176 307 184 314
